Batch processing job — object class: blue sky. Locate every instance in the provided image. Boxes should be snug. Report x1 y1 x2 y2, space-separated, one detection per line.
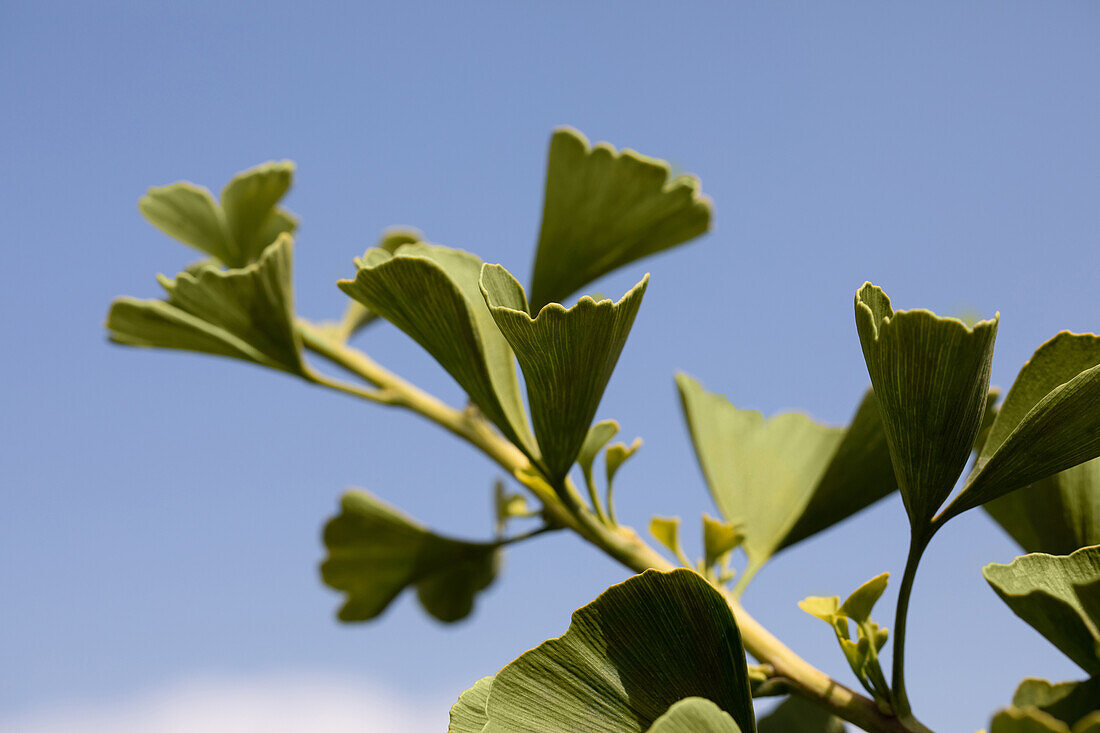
2 2 1098 730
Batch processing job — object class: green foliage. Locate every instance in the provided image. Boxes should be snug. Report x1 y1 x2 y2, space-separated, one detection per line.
757 696 846 732
471 570 756 733
678 374 896 588
854 283 999 532
339 244 538 459
449 676 493 733
330 227 423 341
321 490 499 623
139 160 296 267
107 131 1100 732
801 573 892 705
481 263 648 485
983 546 1100 675
986 458 1100 555
107 234 307 375
647 698 742 732
529 126 711 311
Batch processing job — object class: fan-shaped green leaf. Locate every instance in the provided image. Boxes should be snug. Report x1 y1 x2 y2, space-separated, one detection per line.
703 515 744 570
647 698 741 733
650 516 684 558
139 161 297 267
481 263 648 484
985 458 1100 555
220 161 296 265
778 389 897 550
991 708 1069 733
757 696 846 733
607 439 642 486
941 333 1100 522
339 244 537 459
854 283 998 530
335 228 423 341
321 490 500 623
1011 677 1100 729
983 546 1100 674
800 573 891 701
449 676 494 733
579 420 621 487
528 127 711 311
106 235 307 375
138 183 234 263
677 374 896 583
482 569 757 733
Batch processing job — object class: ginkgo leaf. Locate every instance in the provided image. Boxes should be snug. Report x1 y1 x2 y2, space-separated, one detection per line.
607 438 642 486
777 390 897 550
650 516 684 558
339 244 537 459
579 420 621 488
800 573 891 702
703 515 743 570
321 490 500 623
941 332 1100 522
983 546 1100 675
449 676 494 733
335 228 423 341
677 375 896 585
757 696 846 733
854 283 998 530
138 183 234 264
139 161 297 267
481 263 648 484
985 458 1100 555
220 161 297 265
482 569 757 733
1011 677 1100 729
106 234 307 375
528 126 711 311
990 708 1069 733
647 698 741 733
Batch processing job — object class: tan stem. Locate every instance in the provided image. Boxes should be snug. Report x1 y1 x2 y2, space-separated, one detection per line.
297 321 929 733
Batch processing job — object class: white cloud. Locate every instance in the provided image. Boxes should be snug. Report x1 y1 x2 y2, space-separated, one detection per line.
1 673 448 733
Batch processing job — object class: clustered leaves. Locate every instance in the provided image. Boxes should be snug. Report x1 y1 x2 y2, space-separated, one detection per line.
107 127 1100 732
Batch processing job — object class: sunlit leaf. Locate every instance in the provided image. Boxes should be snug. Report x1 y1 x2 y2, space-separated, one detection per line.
528 126 711 311
106 235 307 375
139 161 297 267
854 283 998 530
983 546 1100 675
1011 677 1100 729
482 569 757 732
579 420 621 489
677 374 896 584
703 515 744 570
220 161 297 265
986 458 1100 555
321 490 500 623
481 263 648 484
339 244 537 459
990 707 1069 733
757 696 845 733
449 676 493 733
942 332 1100 522
138 183 234 263
335 228 423 341
650 516 684 558
800 573 891 701
647 698 741 733
607 438 642 486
